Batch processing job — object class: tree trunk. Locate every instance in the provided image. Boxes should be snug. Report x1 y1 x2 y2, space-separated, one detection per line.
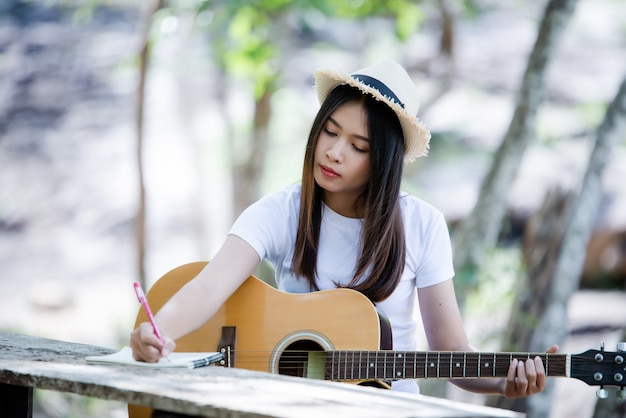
489 187 575 413
451 0 578 309
232 88 273 216
493 74 626 416
135 0 163 288
531 73 626 418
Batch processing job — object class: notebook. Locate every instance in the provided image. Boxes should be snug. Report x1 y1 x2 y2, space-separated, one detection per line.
86 346 223 369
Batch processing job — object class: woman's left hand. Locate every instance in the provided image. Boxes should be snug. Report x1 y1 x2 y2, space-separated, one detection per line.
503 344 560 398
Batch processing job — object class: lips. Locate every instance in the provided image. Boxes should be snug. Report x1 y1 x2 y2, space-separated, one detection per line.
320 165 340 178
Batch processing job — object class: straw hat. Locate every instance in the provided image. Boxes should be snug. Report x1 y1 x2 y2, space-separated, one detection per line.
314 60 430 162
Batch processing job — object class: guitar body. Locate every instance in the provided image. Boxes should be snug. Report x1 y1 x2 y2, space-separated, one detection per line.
129 261 384 418
130 262 626 417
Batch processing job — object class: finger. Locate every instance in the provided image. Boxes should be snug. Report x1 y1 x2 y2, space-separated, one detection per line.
131 323 165 362
507 358 519 382
130 335 160 362
504 359 521 398
545 344 559 354
524 358 538 391
534 355 547 390
516 360 528 393
161 338 175 357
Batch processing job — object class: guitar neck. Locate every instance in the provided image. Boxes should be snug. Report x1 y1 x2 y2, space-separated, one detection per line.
325 351 569 381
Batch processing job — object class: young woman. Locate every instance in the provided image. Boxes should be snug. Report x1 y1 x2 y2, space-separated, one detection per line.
131 60 558 397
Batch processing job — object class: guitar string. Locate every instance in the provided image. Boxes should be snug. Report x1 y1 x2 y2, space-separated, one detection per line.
207 350 567 377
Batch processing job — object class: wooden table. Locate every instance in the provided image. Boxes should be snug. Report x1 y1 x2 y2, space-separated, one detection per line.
0 331 525 418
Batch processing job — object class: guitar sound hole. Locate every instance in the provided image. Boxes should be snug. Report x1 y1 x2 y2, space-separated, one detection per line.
278 340 324 378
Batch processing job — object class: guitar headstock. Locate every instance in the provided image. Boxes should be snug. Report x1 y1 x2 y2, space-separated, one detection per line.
571 342 626 399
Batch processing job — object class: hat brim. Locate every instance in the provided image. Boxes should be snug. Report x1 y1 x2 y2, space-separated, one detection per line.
314 69 430 162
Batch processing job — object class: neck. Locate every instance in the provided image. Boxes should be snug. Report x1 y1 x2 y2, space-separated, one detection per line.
322 193 363 218
324 350 569 381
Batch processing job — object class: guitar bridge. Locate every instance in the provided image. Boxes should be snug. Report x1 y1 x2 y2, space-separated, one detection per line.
217 326 236 368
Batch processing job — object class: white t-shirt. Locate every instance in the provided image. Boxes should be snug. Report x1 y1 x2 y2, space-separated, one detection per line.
229 183 455 393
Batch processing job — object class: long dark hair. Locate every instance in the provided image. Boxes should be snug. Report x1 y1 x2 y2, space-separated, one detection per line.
291 84 406 303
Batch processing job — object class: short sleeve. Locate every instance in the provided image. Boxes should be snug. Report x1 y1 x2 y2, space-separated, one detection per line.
228 184 300 263
401 194 455 289
414 210 455 288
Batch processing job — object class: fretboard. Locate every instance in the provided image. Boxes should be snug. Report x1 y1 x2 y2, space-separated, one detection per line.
325 351 569 381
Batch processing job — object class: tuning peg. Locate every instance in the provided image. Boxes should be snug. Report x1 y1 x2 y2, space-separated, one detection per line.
596 387 609 399
617 388 626 399
617 342 626 352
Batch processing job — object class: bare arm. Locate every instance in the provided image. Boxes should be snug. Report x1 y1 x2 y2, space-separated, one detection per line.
130 235 260 361
418 279 558 397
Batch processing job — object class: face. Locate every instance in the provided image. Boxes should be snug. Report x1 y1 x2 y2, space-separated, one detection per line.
313 101 371 217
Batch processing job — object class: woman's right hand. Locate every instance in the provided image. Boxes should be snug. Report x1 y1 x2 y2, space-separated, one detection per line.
130 322 176 362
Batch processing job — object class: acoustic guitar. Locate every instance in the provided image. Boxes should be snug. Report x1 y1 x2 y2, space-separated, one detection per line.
129 262 626 417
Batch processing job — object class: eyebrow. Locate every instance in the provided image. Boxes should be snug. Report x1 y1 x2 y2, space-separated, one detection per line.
327 117 370 142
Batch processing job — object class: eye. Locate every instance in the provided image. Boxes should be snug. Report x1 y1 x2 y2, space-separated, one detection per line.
352 144 368 153
323 127 337 137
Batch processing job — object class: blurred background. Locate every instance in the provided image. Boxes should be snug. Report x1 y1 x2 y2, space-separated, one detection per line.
0 0 625 417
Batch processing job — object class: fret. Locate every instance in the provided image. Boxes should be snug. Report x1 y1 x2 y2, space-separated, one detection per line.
339 350 344 380
336 350 342 380
464 352 478 378
349 350 353 380
336 351 341 380
374 351 382 379
425 351 429 378
544 353 566 377
392 352 399 379
349 350 354 380
477 352 481 378
402 351 407 379
414 352 426 379
383 352 387 379
479 352 492 376
438 351 452 379
495 353 513 377
427 352 438 378
395 352 404 379
392 352 397 379
361 351 367 380
358 351 363 380
450 352 465 378
463 351 467 378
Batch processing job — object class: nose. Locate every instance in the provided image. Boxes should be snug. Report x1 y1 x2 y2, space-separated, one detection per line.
326 139 345 163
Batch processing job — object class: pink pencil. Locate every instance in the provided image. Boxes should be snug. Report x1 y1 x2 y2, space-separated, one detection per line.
133 281 164 344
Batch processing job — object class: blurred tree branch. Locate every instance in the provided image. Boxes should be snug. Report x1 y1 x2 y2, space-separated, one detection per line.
136 0 164 287
493 73 626 416
451 0 578 309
